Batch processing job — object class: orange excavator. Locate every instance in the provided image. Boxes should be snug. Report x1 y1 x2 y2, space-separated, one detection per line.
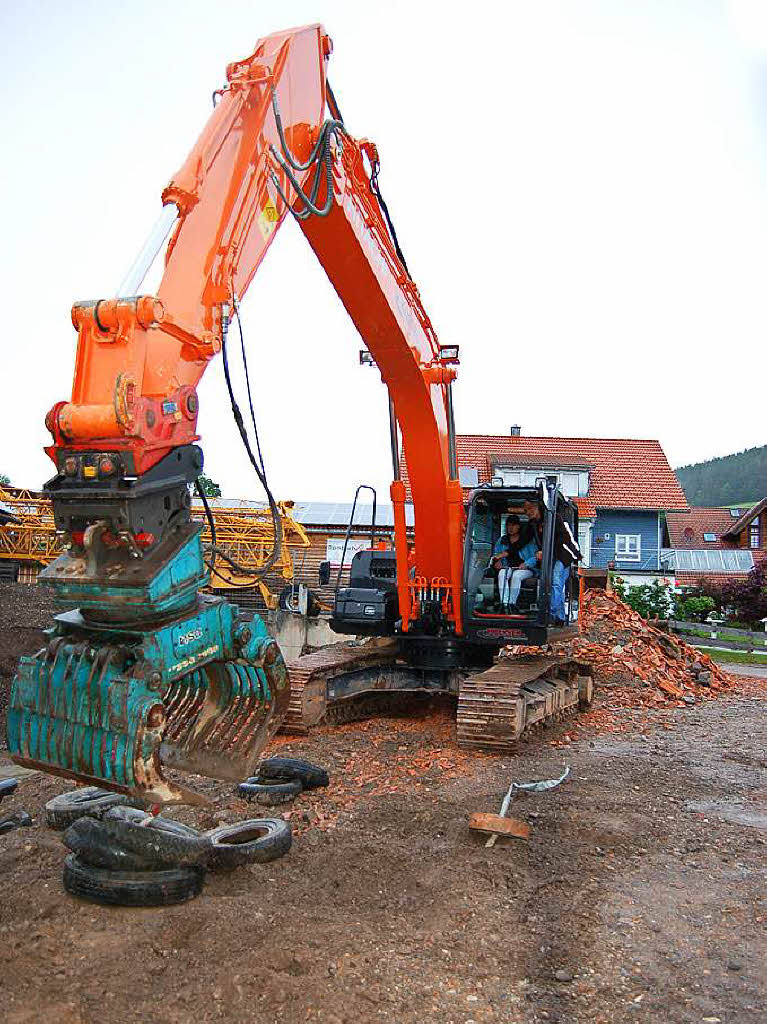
7 25 591 804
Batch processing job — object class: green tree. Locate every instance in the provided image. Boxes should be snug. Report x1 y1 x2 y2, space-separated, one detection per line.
721 566 767 629
612 577 674 619
0 473 10 487
675 445 767 507
197 474 221 497
681 576 729 614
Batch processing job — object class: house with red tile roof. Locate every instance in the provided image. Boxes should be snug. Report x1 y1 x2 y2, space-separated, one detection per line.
662 499 765 587
402 430 689 574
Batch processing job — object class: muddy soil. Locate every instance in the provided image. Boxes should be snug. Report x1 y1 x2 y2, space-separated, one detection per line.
0 673 764 1024
0 582 59 725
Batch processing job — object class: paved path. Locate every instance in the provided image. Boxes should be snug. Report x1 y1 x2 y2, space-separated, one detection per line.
720 662 767 678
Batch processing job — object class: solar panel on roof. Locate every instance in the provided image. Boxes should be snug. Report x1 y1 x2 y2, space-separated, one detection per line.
287 501 414 529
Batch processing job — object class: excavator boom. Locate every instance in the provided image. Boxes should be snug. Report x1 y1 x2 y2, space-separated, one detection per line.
44 23 464 635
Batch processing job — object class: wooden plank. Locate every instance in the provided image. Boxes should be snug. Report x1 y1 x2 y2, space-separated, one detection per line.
469 812 530 839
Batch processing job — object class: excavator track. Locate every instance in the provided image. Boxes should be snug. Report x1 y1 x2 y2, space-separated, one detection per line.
282 640 593 752
457 655 593 752
281 639 400 734
325 691 439 726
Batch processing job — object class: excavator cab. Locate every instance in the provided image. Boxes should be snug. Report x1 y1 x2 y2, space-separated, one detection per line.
461 479 581 649
332 478 581 656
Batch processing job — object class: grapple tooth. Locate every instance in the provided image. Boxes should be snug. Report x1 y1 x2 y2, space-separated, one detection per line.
231 666 269 753
162 668 204 746
160 656 289 784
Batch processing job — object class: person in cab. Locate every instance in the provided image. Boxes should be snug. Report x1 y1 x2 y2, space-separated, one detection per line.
491 514 538 612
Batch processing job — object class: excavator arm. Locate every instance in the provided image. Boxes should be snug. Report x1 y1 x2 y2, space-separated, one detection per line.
7 24 465 802
45 23 464 634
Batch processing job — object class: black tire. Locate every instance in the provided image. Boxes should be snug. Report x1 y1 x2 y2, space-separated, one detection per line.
63 817 157 872
100 808 213 867
62 854 204 907
105 807 202 839
105 806 148 824
237 777 303 805
0 778 18 802
45 787 132 830
204 818 292 870
257 756 330 790
146 817 202 839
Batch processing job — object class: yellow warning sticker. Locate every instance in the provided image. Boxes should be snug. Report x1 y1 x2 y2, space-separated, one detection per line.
258 197 279 239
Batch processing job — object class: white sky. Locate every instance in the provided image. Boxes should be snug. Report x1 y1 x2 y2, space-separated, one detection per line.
1 0 764 501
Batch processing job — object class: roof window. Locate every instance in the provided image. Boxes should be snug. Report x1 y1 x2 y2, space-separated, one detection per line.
703 532 717 542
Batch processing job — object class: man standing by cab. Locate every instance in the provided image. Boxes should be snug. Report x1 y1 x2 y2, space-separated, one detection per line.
521 499 581 625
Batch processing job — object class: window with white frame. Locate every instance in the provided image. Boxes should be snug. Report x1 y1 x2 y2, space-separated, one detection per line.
615 534 641 562
497 469 522 486
494 467 589 496
561 472 581 496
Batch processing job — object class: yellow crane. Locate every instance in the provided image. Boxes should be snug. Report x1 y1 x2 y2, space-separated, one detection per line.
0 485 310 606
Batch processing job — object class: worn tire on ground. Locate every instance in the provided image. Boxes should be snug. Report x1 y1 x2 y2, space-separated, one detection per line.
146 817 202 840
45 788 133 830
237 777 303 805
63 817 157 871
204 818 292 870
62 854 204 907
257 756 329 790
100 808 213 867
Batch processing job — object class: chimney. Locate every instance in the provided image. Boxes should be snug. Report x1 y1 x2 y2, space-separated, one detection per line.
510 425 521 437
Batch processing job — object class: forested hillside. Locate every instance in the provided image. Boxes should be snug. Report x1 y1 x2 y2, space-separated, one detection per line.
675 445 766 506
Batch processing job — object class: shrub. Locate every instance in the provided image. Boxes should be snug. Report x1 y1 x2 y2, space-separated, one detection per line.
721 566 767 630
674 596 716 622
612 577 674 620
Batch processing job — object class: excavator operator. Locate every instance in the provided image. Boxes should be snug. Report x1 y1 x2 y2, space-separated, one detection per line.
492 514 537 612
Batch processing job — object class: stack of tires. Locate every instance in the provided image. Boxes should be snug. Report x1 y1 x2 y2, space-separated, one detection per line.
46 788 292 907
237 757 330 805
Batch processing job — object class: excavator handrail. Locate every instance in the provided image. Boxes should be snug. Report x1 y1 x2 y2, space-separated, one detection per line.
333 484 378 596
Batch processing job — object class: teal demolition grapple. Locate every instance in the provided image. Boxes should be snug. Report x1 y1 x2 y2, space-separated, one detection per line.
6 445 289 805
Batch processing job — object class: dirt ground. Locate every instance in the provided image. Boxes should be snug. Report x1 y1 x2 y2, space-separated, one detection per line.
0 666 763 1023
0 582 58 725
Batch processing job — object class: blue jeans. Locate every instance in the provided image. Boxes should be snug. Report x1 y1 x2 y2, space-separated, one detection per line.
551 560 569 620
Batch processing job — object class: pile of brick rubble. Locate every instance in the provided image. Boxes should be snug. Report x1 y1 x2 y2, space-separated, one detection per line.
503 589 731 702
572 589 731 698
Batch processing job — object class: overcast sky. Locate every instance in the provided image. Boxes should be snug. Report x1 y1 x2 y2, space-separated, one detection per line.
1 0 764 502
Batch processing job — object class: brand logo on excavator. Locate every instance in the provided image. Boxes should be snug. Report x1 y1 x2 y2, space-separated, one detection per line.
178 628 204 647
476 627 527 639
